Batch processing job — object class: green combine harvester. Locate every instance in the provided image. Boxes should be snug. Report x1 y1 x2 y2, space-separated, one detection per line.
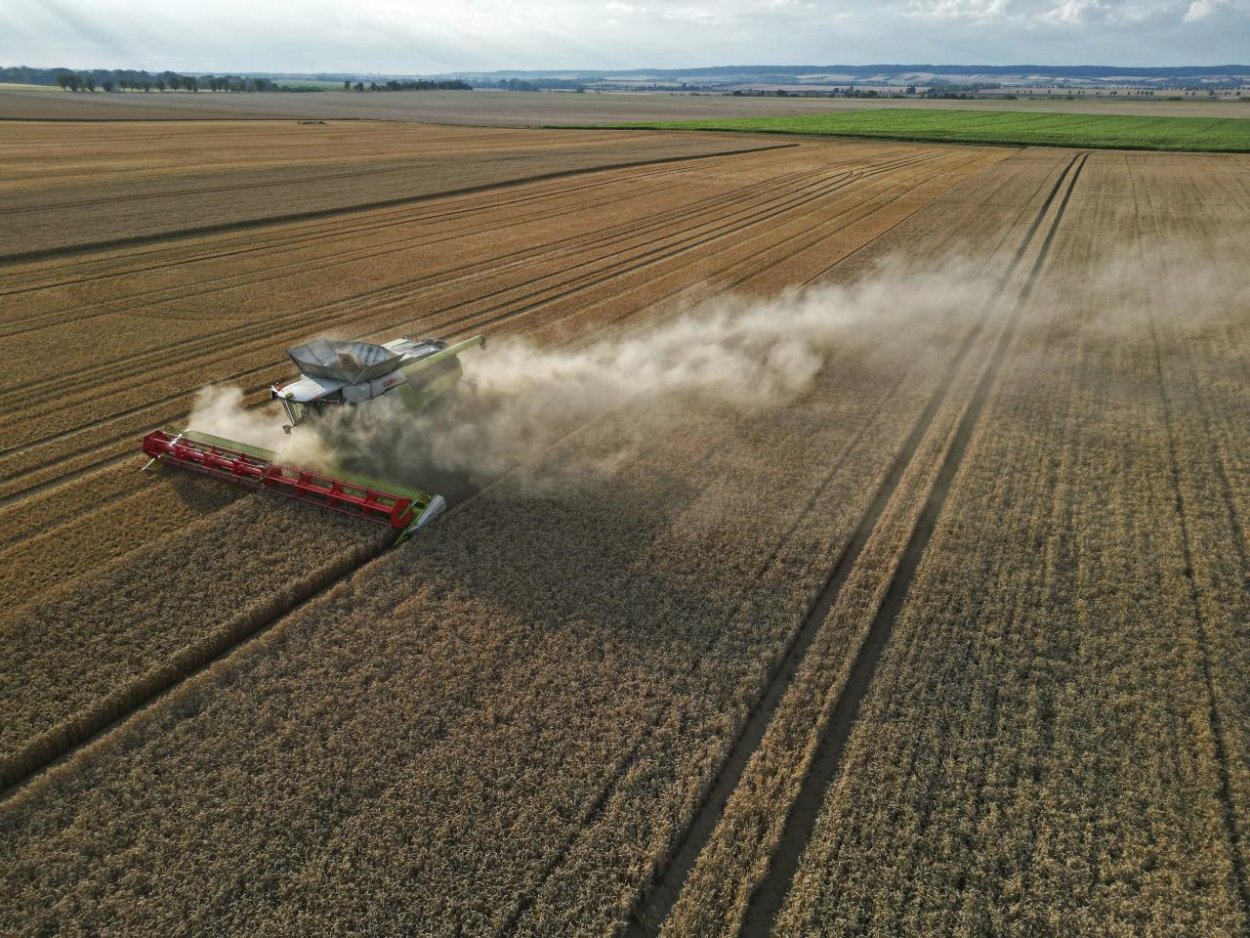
141 335 485 543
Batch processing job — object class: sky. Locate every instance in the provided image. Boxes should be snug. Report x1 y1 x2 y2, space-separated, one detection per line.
1 0 1247 73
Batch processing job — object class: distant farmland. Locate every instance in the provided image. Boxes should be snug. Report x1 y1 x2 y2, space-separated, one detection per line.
604 108 1250 151
2 115 1249 936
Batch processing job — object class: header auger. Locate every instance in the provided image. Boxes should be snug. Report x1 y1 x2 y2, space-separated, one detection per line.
142 334 485 544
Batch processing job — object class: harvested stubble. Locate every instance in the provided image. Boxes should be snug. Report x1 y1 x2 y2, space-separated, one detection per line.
0 142 988 461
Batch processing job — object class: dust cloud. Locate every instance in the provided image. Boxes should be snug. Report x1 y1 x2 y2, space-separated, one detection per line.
329 260 993 488
187 383 336 469
182 258 1015 491
183 235 1246 497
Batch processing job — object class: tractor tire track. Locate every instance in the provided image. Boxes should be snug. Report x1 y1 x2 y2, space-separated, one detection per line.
509 153 1069 936
500 341 929 937
1 147 794 334
622 149 1084 936
735 151 1086 937
1127 159 1250 923
0 143 795 267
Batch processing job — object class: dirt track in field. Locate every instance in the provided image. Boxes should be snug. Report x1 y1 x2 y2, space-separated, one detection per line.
3 118 1250 936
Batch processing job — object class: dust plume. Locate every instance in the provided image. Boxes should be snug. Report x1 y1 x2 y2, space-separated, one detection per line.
184 258 998 492
353 259 995 487
186 383 334 469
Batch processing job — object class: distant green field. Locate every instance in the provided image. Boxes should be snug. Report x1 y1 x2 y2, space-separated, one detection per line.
597 109 1250 152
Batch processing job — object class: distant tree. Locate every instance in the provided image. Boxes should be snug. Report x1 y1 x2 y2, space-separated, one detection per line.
102 80 115 92
355 81 365 92
185 76 199 92
343 79 351 91
168 75 181 91
85 76 96 91
142 80 152 92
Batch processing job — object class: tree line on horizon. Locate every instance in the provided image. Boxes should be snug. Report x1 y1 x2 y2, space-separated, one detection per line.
341 78 471 92
0 66 306 93
1 66 473 94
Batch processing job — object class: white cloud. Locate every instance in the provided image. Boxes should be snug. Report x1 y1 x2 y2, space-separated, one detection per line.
0 0 1245 72
1183 0 1226 18
906 0 1008 20
659 6 716 23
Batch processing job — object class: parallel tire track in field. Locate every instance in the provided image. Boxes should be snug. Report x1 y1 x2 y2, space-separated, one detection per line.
0 147 799 334
736 152 1087 937
0 143 796 267
0 145 795 304
1 156 847 422
624 151 1087 937
0 154 959 559
0 160 857 485
1148 315 1250 920
0 154 818 386
0 153 940 500
0 151 735 300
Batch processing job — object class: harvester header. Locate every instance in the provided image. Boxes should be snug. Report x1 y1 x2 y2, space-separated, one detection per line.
142 334 485 544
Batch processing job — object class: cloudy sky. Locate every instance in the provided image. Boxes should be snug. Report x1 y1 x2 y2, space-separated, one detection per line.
2 0 1246 73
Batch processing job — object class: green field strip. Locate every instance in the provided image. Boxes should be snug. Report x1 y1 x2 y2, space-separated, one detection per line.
574 108 1250 152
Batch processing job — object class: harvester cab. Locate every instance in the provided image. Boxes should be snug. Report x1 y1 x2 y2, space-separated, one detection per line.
141 334 485 544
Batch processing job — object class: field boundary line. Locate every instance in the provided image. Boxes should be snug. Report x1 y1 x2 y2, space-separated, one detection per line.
736 151 1086 936
623 150 1084 937
0 143 797 266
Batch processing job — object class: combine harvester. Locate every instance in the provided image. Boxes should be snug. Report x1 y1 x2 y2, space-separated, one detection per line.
142 335 485 544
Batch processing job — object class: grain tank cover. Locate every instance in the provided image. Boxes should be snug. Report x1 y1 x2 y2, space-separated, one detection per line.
286 339 401 384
